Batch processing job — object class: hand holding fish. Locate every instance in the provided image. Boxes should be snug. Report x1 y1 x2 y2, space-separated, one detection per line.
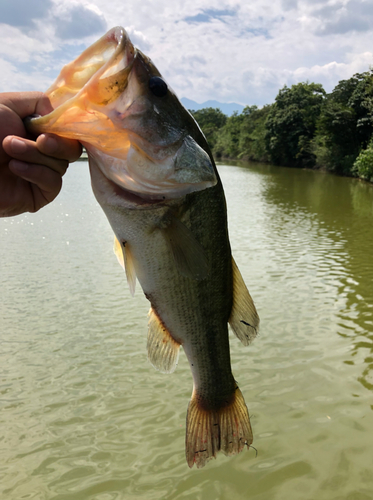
0 91 82 217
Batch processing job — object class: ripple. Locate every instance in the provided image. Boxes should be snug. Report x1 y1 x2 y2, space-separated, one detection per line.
1 163 373 499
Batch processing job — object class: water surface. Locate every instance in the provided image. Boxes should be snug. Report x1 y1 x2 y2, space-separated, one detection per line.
1 161 373 500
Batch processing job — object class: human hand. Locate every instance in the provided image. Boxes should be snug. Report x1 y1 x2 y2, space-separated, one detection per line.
0 91 82 217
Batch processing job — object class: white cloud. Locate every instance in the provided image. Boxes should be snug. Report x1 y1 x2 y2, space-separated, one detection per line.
124 26 151 52
0 57 54 92
53 2 107 39
292 52 373 83
0 0 372 106
312 0 373 36
0 0 53 29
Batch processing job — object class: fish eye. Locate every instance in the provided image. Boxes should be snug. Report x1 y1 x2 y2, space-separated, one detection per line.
149 76 168 97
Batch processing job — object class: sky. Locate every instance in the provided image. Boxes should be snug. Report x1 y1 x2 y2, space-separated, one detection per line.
0 0 372 107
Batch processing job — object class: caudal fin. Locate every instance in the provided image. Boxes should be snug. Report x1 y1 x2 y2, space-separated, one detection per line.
185 386 253 468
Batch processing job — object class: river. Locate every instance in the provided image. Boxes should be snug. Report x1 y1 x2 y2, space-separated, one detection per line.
1 161 373 500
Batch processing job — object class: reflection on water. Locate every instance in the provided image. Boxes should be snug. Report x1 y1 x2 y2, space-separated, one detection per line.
1 161 373 499
254 165 373 394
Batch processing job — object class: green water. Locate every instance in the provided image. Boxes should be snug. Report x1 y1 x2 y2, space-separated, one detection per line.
1 161 373 500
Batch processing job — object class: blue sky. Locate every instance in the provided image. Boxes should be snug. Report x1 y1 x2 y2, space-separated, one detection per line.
0 0 372 106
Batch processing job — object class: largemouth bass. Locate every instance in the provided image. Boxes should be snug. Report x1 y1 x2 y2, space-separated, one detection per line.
27 27 260 468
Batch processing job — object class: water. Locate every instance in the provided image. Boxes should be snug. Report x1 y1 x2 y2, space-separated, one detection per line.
1 161 373 500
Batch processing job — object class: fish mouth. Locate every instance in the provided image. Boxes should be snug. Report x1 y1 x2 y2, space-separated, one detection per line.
48 26 136 109
25 27 217 202
26 26 136 138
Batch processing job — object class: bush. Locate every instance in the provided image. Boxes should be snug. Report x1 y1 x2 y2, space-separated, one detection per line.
353 143 373 181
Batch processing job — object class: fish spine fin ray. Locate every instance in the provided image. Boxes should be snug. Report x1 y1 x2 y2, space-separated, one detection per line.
147 307 180 373
113 236 136 296
186 385 253 468
229 257 259 346
113 236 125 269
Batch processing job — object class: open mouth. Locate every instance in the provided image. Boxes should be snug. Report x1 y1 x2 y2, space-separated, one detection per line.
25 26 217 204
26 27 136 140
45 26 136 109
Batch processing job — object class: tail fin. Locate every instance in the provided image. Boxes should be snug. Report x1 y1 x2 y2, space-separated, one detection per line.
185 386 253 468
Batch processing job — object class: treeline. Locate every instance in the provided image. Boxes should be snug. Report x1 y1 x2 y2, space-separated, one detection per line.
190 70 373 182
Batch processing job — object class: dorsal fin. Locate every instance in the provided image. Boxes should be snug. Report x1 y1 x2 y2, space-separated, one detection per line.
113 236 137 296
159 213 209 281
147 307 180 373
229 257 259 346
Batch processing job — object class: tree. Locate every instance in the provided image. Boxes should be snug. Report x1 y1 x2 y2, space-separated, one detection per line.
213 112 244 159
315 70 373 174
353 139 373 181
238 105 272 161
189 108 227 151
265 82 326 167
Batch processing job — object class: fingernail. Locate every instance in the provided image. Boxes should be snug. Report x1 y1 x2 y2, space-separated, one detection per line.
41 135 58 154
10 138 28 154
10 160 29 172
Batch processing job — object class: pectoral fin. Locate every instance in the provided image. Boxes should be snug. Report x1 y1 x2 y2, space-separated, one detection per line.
113 236 137 296
114 236 125 268
147 307 180 373
229 258 259 346
160 214 209 281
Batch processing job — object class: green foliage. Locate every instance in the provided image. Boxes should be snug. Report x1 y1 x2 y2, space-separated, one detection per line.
189 107 227 150
200 105 272 161
315 70 373 174
265 82 326 167
238 105 272 161
213 112 244 159
189 69 373 183
353 140 373 181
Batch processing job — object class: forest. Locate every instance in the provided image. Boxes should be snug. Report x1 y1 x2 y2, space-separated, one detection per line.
190 70 373 183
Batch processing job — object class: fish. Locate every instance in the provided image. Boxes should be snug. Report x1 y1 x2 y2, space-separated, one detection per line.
26 26 260 468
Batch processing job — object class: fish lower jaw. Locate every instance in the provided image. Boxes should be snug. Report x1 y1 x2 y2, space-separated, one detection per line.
100 171 167 207
88 153 168 208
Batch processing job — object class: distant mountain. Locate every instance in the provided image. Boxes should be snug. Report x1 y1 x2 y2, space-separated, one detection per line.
180 97 245 116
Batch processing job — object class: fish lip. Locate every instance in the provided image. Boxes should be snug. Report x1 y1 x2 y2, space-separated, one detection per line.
94 26 136 80
26 26 136 132
109 179 168 207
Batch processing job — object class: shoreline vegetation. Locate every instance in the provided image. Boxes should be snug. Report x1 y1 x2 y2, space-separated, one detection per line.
190 69 373 184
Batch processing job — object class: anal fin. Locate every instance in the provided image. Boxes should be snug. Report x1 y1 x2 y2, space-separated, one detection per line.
186 385 253 468
113 236 137 296
229 257 259 346
147 307 180 373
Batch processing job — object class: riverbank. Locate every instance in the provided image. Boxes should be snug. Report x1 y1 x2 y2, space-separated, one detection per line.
215 155 373 185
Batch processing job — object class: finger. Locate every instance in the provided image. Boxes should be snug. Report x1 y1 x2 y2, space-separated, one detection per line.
3 136 68 176
9 160 63 197
1 92 53 119
36 134 82 163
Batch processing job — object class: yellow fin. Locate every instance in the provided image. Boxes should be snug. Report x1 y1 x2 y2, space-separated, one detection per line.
113 237 136 296
160 214 209 281
114 236 125 269
229 257 259 346
186 386 253 468
147 308 180 373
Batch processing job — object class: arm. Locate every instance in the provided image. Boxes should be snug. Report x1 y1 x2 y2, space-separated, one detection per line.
0 91 82 217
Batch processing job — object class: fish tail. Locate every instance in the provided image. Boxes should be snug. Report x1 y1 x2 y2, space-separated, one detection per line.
185 385 253 468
